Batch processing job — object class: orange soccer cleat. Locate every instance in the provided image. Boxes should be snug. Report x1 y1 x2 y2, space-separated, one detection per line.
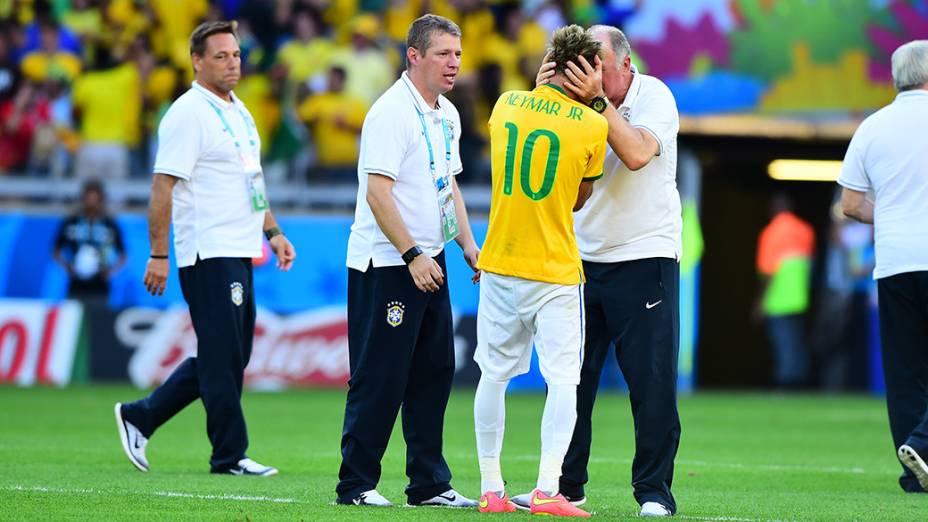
529 489 591 517
478 491 517 513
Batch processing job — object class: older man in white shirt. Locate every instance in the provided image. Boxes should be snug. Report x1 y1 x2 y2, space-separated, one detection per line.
839 39 928 494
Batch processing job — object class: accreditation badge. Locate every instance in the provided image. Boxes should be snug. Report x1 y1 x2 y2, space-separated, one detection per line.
242 154 269 212
437 176 459 242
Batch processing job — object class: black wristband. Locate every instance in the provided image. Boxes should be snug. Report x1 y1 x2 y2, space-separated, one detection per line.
402 246 423 264
264 226 283 240
150 254 168 259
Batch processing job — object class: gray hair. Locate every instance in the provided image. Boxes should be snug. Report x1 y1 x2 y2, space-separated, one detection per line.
406 14 461 67
589 25 631 63
891 40 928 91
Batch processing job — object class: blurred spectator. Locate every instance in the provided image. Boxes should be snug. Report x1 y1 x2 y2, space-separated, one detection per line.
61 0 104 42
754 193 815 389
71 47 141 179
148 0 209 69
234 53 282 158
330 14 395 106
479 6 547 92
297 65 366 180
22 9 81 55
20 18 82 82
52 179 126 300
0 23 22 102
0 82 50 173
277 10 334 85
445 0 495 79
815 204 875 391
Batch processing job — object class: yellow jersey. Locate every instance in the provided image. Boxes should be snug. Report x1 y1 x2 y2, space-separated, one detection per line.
478 84 608 285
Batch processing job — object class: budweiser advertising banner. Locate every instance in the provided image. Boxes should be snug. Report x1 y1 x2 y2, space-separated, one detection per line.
0 300 83 386
129 306 351 390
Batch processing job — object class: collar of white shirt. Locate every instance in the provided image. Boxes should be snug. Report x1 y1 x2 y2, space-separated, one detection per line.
191 80 240 109
896 89 928 102
400 71 441 114
619 63 643 111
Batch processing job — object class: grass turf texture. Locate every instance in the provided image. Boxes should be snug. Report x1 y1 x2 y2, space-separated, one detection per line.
0 386 923 521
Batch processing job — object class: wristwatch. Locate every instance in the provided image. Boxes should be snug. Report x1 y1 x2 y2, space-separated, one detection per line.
588 96 608 114
264 226 283 240
402 246 423 264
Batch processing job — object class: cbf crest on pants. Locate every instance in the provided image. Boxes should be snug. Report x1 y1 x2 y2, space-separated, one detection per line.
230 282 244 306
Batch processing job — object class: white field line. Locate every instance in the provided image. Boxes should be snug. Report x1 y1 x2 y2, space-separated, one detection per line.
4 485 303 504
678 516 794 522
3 485 799 521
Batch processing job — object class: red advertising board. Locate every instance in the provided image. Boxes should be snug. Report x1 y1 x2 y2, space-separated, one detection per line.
128 306 350 390
0 300 83 386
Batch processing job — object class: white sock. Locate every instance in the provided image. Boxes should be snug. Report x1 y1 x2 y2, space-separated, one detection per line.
474 376 509 493
537 383 578 494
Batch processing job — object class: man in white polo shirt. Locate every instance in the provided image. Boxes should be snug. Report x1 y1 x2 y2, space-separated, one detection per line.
839 40 928 494
113 21 295 477
527 25 681 517
336 14 480 508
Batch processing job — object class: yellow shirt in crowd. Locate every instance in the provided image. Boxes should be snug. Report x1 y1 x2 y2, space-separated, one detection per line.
72 63 141 145
278 38 336 83
20 50 82 82
478 84 608 285
297 91 367 167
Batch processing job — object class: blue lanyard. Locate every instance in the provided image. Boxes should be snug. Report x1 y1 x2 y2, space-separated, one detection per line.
414 109 451 173
205 98 258 158
403 79 452 174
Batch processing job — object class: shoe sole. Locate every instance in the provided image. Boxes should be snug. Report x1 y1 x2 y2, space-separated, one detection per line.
224 468 279 477
406 502 479 508
513 498 586 512
114 403 148 472
898 444 928 491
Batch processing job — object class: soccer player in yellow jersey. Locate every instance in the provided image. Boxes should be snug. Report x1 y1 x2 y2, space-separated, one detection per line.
473 25 608 517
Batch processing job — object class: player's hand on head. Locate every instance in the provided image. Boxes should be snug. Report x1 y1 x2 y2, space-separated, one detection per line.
408 254 444 293
535 50 556 87
270 235 296 272
564 55 604 104
143 258 169 296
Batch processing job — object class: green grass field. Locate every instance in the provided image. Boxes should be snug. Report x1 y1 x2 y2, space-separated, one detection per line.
0 386 923 521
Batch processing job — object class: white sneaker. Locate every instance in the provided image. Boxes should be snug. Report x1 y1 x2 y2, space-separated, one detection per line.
224 458 278 476
114 403 149 472
898 444 928 491
412 488 478 508
511 491 586 511
640 501 673 517
342 489 393 506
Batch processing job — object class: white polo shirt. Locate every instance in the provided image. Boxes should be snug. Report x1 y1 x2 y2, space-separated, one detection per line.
574 65 682 263
346 72 463 271
838 89 928 280
153 81 265 268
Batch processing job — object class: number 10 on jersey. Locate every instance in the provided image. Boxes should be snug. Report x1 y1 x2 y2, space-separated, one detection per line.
502 122 561 201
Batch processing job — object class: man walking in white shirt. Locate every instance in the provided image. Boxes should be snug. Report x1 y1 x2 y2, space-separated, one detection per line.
839 40 928 494
114 21 295 476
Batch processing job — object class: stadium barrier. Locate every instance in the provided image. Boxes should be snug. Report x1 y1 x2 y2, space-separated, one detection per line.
0 211 698 391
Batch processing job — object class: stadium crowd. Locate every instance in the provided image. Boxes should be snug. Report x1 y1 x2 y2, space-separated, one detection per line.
0 0 637 182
